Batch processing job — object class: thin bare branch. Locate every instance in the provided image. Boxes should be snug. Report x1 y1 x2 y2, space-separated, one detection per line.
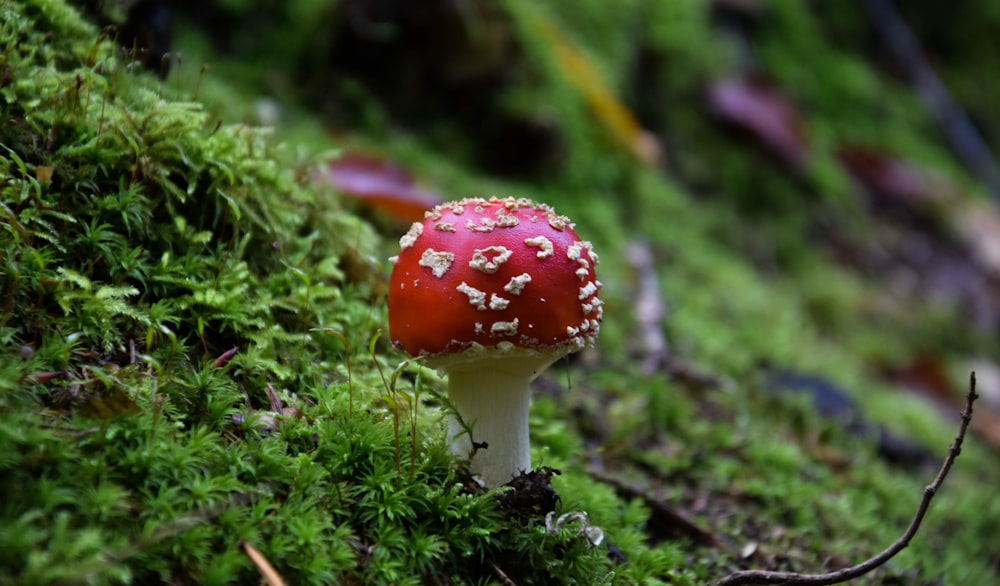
242 541 287 586
490 561 518 586
625 240 670 374
714 372 978 586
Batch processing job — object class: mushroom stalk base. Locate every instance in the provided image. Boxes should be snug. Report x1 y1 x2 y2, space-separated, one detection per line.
444 357 549 488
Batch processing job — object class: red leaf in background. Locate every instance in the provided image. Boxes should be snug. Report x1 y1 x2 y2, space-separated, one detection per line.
837 145 956 204
839 144 1000 279
893 352 955 405
892 353 1000 453
319 153 443 223
707 77 809 170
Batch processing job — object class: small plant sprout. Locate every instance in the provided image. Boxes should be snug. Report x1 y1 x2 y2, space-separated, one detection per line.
387 197 603 487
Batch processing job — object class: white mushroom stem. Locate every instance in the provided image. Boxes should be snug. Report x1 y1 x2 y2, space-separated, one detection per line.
439 351 560 488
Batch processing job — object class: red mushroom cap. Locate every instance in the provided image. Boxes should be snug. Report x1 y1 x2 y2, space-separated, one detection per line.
388 197 603 361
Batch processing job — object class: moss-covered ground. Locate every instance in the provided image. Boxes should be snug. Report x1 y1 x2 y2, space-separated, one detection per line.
2 0 999 584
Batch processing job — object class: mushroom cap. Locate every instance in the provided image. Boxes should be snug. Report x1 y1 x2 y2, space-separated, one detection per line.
388 197 603 362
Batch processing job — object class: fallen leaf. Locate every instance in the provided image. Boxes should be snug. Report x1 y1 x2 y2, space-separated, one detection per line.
27 371 67 384
213 346 239 369
837 145 957 205
892 356 1000 452
892 352 955 405
707 77 809 170
533 13 661 165
318 153 442 223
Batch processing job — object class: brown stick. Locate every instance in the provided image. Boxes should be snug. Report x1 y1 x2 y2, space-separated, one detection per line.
714 373 978 586
242 541 287 586
490 561 518 586
625 240 670 374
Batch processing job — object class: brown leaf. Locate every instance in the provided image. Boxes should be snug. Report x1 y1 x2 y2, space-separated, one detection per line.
893 355 1000 452
837 145 956 204
707 77 809 169
213 346 239 369
892 353 955 404
27 371 67 384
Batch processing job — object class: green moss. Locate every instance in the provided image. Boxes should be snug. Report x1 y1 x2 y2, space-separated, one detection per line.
0 2 592 583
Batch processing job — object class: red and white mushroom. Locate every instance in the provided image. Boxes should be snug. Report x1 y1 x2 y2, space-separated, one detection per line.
387 196 603 487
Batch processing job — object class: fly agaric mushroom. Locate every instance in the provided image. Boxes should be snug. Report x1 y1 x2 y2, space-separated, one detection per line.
387 196 603 487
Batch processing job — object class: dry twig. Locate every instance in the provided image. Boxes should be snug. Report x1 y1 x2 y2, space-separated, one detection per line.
588 470 724 549
490 561 518 586
714 372 978 586
242 541 287 586
625 240 670 374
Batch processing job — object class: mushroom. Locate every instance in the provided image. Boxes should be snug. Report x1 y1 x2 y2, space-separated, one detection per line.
387 197 603 487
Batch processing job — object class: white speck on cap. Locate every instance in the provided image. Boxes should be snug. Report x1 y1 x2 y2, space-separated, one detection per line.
399 222 423 250
489 294 510 310
524 235 554 258
456 281 488 310
504 273 532 295
419 248 455 278
469 246 513 274
490 319 519 336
